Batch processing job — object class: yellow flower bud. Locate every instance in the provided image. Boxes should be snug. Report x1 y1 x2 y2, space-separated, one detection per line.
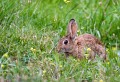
112 47 117 51
43 70 46 74
107 62 110 65
106 48 109 52
1 64 5 69
59 65 62 68
30 47 33 51
87 48 91 51
30 48 36 52
3 52 9 58
33 49 36 52
64 0 70 3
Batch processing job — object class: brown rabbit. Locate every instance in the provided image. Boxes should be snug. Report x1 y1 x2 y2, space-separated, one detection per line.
57 19 106 60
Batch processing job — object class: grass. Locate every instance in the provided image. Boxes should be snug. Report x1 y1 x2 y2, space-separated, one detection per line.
0 0 120 82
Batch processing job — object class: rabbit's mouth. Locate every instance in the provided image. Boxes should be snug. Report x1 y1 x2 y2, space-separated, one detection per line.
65 52 70 54
59 48 66 53
59 48 72 54
58 50 70 55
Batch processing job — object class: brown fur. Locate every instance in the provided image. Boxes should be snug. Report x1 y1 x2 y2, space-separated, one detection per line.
57 19 106 60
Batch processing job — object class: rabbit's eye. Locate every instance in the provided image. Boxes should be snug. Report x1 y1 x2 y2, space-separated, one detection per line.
64 40 68 45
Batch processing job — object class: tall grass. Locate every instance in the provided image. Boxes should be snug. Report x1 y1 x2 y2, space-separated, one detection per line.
0 0 120 82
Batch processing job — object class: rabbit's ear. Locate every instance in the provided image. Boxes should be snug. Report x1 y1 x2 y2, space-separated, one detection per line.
67 19 78 40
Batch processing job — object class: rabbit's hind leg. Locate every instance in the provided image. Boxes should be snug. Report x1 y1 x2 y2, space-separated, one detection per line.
88 49 96 60
95 44 106 60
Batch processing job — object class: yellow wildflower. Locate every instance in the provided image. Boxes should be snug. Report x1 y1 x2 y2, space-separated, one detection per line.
1 64 5 69
106 48 109 52
112 47 117 51
30 47 33 51
87 48 91 51
30 47 36 52
77 29 80 33
43 70 46 74
107 62 110 65
99 79 103 82
64 0 70 3
33 49 36 52
3 52 9 58
59 65 62 68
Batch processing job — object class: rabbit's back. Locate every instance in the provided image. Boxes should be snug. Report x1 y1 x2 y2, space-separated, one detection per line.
76 34 103 46
75 34 106 59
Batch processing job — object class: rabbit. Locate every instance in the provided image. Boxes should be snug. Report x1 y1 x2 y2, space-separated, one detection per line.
57 19 106 60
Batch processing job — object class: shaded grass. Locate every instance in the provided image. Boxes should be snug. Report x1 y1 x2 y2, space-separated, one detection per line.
0 0 120 82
